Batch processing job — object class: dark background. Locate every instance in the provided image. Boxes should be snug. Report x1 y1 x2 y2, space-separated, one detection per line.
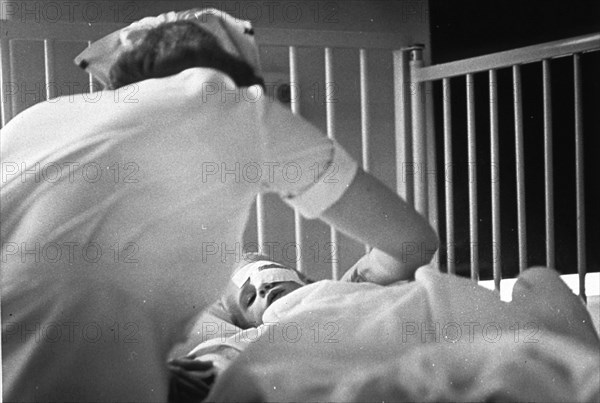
431 0 600 62
429 0 600 278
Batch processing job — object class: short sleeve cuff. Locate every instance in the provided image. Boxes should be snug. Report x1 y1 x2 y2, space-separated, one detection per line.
285 143 358 219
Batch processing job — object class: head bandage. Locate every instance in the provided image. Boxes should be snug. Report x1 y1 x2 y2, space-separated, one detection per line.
74 8 262 88
232 261 304 289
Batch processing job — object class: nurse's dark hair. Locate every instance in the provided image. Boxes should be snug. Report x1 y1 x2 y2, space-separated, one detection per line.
108 20 264 90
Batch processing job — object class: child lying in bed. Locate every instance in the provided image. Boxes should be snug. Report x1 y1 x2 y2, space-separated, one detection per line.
168 248 417 401
222 248 408 329
171 259 600 402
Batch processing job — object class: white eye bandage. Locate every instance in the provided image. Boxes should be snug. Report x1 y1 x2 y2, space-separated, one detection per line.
231 260 304 289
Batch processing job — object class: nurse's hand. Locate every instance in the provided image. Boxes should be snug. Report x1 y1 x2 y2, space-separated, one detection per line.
168 357 216 402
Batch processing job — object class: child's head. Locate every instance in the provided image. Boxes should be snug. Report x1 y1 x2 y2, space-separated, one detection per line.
222 254 308 329
108 20 264 90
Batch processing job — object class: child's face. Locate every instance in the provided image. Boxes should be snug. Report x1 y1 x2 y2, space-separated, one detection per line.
223 261 304 328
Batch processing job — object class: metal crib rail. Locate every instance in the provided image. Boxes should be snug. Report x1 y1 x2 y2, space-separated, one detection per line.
396 32 600 301
413 32 600 83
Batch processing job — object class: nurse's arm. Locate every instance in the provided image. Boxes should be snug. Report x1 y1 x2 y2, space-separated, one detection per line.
320 168 438 281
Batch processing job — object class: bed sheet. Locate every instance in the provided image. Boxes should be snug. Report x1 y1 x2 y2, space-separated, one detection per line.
205 266 600 402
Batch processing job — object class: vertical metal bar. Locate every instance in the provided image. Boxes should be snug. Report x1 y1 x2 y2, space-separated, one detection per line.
489 69 502 291
0 38 12 127
87 41 95 93
359 49 370 174
8 39 17 120
325 47 340 279
466 73 479 281
289 46 304 273
43 39 56 100
410 48 428 219
513 65 527 273
255 42 267 256
89 72 95 93
359 48 371 254
393 50 413 206
0 9 15 393
425 80 439 270
573 53 586 302
256 194 266 254
442 78 455 274
542 59 555 269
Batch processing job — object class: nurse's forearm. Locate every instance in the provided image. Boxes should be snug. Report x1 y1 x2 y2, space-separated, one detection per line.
320 168 438 277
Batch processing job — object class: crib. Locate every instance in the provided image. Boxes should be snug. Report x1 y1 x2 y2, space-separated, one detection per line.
2 10 600 403
2 17 598 300
397 34 600 304
0 20 600 286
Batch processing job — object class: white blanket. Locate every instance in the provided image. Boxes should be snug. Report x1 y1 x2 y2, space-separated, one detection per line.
206 266 600 402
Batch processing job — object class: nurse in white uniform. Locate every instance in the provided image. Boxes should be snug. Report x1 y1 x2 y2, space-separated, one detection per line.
0 9 437 402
